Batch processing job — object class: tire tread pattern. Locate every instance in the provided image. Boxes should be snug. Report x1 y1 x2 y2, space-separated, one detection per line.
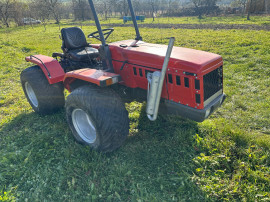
20 65 65 114
66 85 130 152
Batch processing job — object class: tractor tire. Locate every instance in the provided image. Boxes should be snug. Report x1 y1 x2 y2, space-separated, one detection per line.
65 85 130 153
20 65 65 115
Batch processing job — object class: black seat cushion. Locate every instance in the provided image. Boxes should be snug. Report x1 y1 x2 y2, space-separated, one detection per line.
68 47 99 61
61 27 88 50
61 27 99 61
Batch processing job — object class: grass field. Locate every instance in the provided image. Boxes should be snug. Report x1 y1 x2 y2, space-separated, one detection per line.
0 22 270 201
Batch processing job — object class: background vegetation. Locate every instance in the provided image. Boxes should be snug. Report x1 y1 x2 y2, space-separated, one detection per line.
1 0 270 28
67 15 270 26
0 17 270 200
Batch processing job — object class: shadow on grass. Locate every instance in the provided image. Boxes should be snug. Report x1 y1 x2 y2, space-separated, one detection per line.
0 105 205 201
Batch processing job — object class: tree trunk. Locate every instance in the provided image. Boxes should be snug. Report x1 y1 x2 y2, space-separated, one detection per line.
5 21 9 27
151 2 155 22
247 0 253 20
104 2 107 20
247 11 250 20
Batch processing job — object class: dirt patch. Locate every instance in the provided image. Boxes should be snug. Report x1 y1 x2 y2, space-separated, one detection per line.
92 23 270 31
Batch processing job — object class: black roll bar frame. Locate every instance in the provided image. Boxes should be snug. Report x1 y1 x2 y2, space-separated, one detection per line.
87 0 113 71
87 0 143 71
127 0 143 41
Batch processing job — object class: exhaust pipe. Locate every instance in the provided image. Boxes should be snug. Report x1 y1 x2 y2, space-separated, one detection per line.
146 37 175 121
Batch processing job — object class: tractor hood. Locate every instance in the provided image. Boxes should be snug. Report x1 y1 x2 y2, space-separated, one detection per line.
108 40 223 74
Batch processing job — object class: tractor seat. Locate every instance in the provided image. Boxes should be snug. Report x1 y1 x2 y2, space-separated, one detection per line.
61 27 99 62
68 47 99 61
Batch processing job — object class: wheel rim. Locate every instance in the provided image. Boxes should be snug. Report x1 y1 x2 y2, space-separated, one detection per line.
25 82 38 108
72 109 97 144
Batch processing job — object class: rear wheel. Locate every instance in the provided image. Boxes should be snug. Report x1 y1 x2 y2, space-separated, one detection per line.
65 85 130 152
20 65 65 114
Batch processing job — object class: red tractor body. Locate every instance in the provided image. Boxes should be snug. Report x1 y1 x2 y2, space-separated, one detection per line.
104 40 223 110
21 0 225 152
26 39 224 122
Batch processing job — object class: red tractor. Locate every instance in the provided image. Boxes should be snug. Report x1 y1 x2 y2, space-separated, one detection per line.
20 0 226 152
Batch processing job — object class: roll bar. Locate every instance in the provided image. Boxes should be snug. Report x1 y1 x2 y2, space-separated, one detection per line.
88 0 106 46
87 0 143 71
87 0 143 44
87 0 113 71
127 0 143 41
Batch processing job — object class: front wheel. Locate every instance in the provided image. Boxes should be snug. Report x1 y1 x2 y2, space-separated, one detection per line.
20 65 65 114
65 85 130 152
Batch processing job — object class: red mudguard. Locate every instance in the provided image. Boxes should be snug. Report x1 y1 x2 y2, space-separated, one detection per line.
64 68 121 91
25 55 65 84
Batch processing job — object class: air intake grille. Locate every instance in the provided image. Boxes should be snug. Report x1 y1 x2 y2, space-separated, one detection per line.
203 66 223 101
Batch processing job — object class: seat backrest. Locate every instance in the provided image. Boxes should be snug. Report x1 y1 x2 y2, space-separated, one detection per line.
61 27 88 50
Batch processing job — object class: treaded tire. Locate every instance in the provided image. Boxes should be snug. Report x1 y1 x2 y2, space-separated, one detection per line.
20 65 65 114
65 85 130 153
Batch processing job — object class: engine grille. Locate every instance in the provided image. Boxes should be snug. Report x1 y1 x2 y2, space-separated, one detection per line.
203 66 223 102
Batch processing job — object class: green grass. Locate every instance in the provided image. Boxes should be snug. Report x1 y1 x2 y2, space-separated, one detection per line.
0 23 270 201
64 15 270 26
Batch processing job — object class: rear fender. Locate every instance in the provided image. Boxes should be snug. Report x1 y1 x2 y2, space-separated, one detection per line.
25 55 65 84
63 68 121 92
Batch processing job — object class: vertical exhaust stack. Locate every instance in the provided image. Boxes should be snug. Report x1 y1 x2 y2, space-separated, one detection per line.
146 37 175 121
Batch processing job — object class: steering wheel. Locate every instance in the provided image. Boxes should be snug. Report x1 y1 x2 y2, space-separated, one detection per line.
88 28 114 41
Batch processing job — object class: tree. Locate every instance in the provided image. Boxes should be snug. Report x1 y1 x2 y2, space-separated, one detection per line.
192 0 219 18
192 0 203 18
12 1 27 26
96 0 110 20
32 0 61 24
231 0 248 16
246 0 254 20
46 0 61 24
0 0 12 27
117 0 128 16
30 0 50 30
72 0 91 21
147 0 157 21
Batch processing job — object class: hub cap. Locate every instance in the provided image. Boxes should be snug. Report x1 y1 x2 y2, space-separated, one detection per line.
72 109 97 144
25 82 38 108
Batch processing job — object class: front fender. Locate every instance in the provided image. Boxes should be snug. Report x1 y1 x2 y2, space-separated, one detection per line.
25 55 65 84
